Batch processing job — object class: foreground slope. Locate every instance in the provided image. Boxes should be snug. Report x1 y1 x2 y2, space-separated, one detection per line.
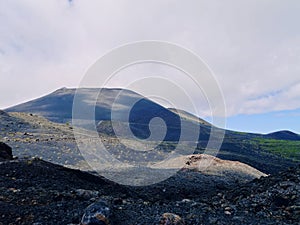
0 158 298 225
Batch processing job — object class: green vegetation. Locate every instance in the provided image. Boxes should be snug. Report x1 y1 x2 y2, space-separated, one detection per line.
250 138 300 162
233 131 249 136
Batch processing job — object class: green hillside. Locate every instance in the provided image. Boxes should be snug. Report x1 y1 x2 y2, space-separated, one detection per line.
249 138 300 162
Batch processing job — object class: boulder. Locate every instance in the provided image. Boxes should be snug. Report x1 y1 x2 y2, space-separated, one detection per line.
159 213 185 225
80 201 110 225
0 142 13 161
0 110 9 116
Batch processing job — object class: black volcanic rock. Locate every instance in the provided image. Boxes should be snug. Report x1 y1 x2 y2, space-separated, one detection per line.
0 158 299 224
0 158 127 225
0 142 13 161
81 201 111 225
212 164 300 224
0 110 9 117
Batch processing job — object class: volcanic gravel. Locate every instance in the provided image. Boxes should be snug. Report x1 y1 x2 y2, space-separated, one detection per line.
0 158 299 225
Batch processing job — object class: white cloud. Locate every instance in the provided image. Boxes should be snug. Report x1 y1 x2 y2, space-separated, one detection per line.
0 0 300 119
239 82 300 114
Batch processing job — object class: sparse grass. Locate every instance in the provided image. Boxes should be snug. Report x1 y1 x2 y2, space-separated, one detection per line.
233 131 249 136
249 138 300 162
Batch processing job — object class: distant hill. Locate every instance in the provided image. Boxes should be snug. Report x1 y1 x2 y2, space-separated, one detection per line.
4 87 300 174
265 130 300 141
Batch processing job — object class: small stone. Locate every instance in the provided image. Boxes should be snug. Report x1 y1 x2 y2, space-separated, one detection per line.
224 207 231 211
113 198 123 205
74 189 99 199
81 201 110 225
224 210 232 215
159 213 185 225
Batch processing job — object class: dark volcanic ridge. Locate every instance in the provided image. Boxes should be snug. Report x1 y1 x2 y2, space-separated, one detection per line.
6 87 300 140
0 157 299 225
2 99 299 175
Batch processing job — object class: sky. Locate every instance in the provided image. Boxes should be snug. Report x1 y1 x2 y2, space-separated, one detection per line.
0 0 300 134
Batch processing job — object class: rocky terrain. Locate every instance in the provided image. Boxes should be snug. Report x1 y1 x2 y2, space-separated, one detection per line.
1 88 300 224
0 110 84 170
0 155 299 225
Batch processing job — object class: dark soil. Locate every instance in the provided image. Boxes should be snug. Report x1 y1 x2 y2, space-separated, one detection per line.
0 158 299 225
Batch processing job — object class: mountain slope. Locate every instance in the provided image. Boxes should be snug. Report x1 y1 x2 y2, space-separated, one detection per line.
6 87 143 123
4 88 300 174
6 87 184 142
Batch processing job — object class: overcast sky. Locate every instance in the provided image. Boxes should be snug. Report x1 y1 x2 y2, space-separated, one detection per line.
1 0 300 133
